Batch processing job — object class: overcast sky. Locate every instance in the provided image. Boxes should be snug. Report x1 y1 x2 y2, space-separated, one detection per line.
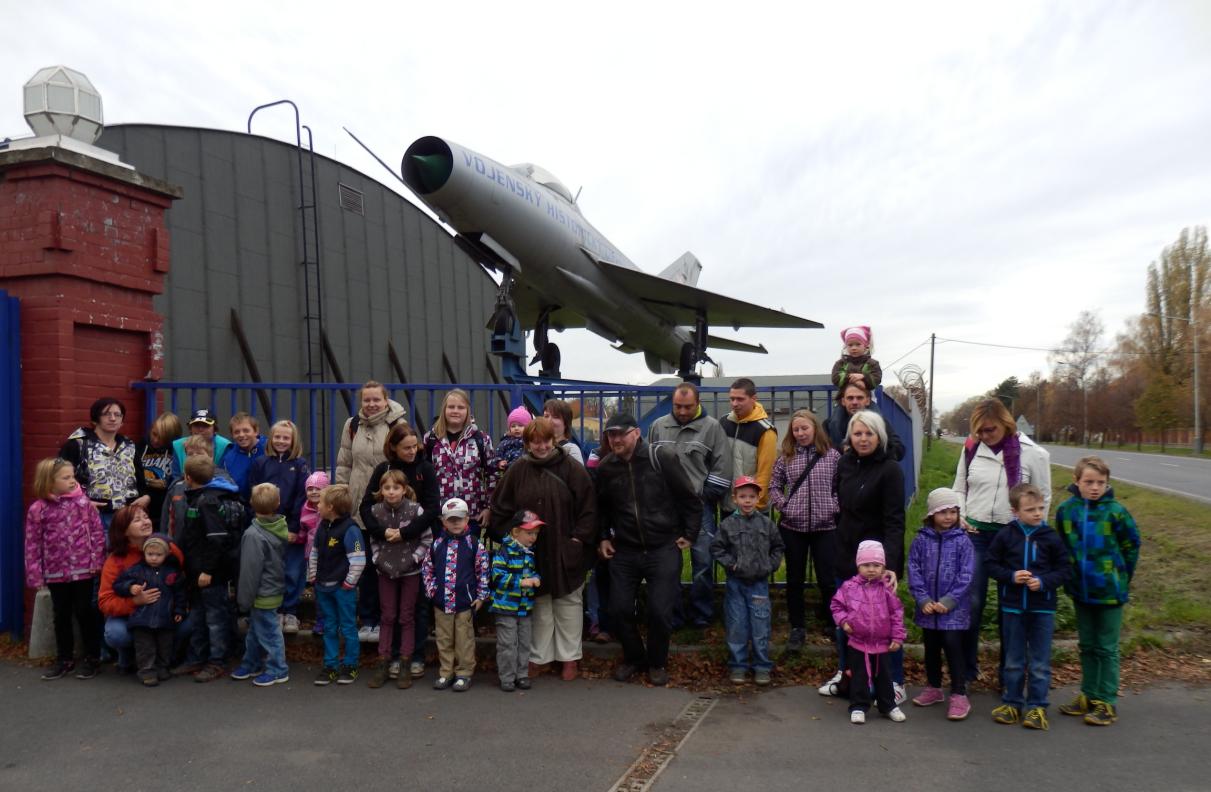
4 1 1209 410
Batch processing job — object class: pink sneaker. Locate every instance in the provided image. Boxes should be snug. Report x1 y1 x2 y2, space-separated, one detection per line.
912 687 945 707
947 694 971 720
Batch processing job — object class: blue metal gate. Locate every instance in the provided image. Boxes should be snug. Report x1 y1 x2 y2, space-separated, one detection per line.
0 292 21 637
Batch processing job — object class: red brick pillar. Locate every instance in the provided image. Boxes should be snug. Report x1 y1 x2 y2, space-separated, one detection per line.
0 144 181 497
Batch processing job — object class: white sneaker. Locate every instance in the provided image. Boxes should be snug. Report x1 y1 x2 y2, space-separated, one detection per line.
893 683 907 706
283 614 299 634
409 661 426 678
367 626 380 642
818 670 843 696
387 660 402 679
357 625 373 642
850 711 865 724
887 707 907 723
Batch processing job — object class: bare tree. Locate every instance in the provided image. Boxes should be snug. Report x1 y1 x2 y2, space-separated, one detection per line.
1050 310 1104 444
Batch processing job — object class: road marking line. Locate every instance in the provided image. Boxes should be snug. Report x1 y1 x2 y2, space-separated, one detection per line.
608 695 717 792
1159 462 1180 467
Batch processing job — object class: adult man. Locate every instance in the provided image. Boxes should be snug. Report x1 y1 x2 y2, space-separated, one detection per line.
597 413 703 686
719 378 777 512
824 381 905 461
647 382 732 627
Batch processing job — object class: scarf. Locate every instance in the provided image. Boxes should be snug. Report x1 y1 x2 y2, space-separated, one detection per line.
963 432 1022 490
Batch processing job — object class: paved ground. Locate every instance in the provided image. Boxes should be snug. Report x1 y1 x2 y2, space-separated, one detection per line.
1041 444 1211 504
3 661 1208 791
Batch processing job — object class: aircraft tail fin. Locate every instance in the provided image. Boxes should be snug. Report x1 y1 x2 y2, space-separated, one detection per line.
657 252 702 286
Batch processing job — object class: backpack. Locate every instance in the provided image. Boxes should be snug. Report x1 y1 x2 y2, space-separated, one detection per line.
349 414 404 440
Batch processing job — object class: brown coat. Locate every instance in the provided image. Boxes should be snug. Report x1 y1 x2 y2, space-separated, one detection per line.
489 447 596 599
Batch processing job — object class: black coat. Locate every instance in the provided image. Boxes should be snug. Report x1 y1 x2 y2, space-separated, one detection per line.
834 446 906 578
360 457 441 542
596 439 702 551
113 557 187 629
987 521 1072 614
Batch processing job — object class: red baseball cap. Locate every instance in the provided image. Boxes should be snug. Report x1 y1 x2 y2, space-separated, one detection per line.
733 475 761 492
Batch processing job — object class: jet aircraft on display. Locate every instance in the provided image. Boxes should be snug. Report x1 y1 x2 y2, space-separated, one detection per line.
399 136 822 380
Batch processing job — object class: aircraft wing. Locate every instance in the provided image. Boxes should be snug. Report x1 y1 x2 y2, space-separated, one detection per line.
506 282 588 331
591 257 822 330
707 335 768 354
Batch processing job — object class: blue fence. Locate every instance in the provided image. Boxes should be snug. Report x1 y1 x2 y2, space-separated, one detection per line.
0 292 21 637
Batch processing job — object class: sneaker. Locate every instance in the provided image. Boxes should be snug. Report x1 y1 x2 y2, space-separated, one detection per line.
754 669 771 687
787 628 806 653
500 680 516 692
887 707 907 723
75 658 99 680
729 668 747 684
613 663 640 683
367 626 380 643
194 663 226 683
283 614 300 635
410 660 426 678
817 670 843 696
396 671 413 690
367 663 389 689
1059 692 1092 716
947 694 971 721
850 710 866 724
1084 700 1118 726
452 676 471 692
170 662 202 677
336 665 358 685
314 667 337 686
141 676 159 687
253 671 289 686
517 677 531 690
387 660 402 679
433 676 453 690
1022 707 1049 730
357 625 373 642
893 683 907 706
991 704 1021 725
912 687 945 707
648 667 669 687
230 665 258 681
41 660 73 681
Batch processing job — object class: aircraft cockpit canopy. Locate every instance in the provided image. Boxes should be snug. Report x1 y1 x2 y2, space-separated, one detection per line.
512 163 576 206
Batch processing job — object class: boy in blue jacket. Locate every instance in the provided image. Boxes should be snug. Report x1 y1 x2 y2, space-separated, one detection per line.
114 534 187 686
987 483 1071 731
422 498 489 693
491 509 542 692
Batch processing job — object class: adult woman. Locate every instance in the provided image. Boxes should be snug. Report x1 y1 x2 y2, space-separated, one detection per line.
953 398 1051 683
336 380 409 641
543 399 584 465
422 389 496 530
60 397 150 525
768 409 840 651
97 505 187 674
490 418 596 680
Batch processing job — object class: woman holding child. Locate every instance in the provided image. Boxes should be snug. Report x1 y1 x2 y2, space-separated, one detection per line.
489 417 596 681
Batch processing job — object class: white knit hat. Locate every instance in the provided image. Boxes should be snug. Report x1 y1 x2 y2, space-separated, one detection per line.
925 487 961 519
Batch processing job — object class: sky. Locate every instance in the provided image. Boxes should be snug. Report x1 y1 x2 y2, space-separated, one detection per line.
3 1 1210 410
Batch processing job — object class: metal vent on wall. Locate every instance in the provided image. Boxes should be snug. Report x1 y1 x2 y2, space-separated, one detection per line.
338 183 364 215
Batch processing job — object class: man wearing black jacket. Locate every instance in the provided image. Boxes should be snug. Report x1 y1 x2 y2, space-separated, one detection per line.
596 413 702 686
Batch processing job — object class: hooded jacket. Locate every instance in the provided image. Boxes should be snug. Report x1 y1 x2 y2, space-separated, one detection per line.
369 500 432 578
336 399 408 528
421 528 489 614
986 519 1071 614
596 439 703 551
490 534 540 616
952 432 1051 526
711 509 785 582
179 475 243 584
221 435 268 501
360 456 441 543
907 524 975 631
171 433 233 478
1054 485 1141 605
489 447 597 598
24 483 106 588
719 402 777 510
113 540 188 629
834 446 906 577
59 428 141 512
99 538 185 619
237 515 289 611
647 406 733 503
830 573 907 654
423 420 497 518
249 452 311 535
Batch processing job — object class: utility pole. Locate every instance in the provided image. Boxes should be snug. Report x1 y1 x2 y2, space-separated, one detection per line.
926 333 936 451
1036 380 1043 442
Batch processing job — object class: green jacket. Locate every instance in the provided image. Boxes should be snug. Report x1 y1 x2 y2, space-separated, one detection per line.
1054 485 1141 605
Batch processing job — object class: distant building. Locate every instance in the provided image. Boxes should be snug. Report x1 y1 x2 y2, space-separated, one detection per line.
1017 414 1035 439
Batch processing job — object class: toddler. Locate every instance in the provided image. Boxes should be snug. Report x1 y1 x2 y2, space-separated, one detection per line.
422 498 489 692
491 510 543 692
495 406 531 473
831 326 882 391
308 484 366 685
232 483 290 687
300 470 328 634
114 534 187 686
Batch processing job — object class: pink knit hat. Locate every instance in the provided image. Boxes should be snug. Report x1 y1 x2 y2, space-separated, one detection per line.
855 540 885 567
841 326 872 346
507 406 533 428
305 470 330 490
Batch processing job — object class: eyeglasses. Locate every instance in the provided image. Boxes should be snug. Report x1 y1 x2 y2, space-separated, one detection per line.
100 411 124 419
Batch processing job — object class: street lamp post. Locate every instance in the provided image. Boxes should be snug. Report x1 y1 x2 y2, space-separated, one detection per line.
1150 311 1202 454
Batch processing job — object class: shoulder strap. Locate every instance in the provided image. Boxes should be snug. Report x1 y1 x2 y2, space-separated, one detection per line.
785 452 822 502
473 432 488 470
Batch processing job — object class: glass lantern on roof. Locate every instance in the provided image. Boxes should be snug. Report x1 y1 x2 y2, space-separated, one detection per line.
23 66 103 143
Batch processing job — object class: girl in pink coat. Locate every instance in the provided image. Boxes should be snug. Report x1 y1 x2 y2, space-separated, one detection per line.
24 458 107 681
831 541 907 724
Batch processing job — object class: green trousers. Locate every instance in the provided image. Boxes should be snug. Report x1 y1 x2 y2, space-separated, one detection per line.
1075 602 1123 705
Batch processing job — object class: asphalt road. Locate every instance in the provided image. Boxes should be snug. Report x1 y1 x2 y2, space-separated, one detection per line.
1041 444 1211 505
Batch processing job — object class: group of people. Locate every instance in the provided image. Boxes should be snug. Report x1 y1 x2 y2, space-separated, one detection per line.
22 326 1141 726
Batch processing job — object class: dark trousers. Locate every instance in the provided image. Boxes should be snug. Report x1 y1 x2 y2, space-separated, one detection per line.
132 626 173 680
48 579 102 662
848 649 895 714
779 528 838 630
964 528 1005 683
923 628 967 694
609 543 681 671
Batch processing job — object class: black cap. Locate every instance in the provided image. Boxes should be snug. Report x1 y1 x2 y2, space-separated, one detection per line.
189 409 217 425
603 413 638 433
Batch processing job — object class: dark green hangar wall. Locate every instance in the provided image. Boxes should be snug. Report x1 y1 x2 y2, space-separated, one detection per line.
97 124 497 385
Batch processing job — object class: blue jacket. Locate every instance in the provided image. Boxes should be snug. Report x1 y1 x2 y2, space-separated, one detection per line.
309 515 366 590
171 434 232 478
986 520 1071 614
490 535 539 616
422 529 489 614
907 525 975 630
113 543 188 629
249 453 311 534
221 436 268 501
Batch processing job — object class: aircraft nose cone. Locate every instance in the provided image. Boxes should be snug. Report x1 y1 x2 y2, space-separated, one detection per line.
409 153 452 193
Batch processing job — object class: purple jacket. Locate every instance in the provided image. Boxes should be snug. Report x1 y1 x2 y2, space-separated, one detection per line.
24 484 106 588
830 574 906 654
768 446 840 533
907 525 974 631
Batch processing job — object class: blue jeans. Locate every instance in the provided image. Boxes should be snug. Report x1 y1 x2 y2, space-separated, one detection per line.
189 584 232 665
724 577 772 672
687 503 719 625
105 616 192 669
241 607 288 677
281 545 306 614
1001 611 1054 709
964 528 1005 683
316 586 359 669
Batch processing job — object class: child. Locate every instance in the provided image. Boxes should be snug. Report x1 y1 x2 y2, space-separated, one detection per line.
308 483 365 685
232 483 290 686
831 326 882 391
987 483 1071 730
113 534 187 686
1054 456 1141 727
138 412 182 525
23 458 106 680
830 541 907 724
221 411 267 501
161 435 236 540
366 470 431 689
491 510 543 692
179 455 244 682
421 497 489 692
907 487 975 720
299 470 329 635
494 406 531 473
711 476 784 686
249 420 311 635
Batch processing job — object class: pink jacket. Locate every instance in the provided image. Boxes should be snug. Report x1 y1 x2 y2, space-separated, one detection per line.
299 501 320 565
24 484 106 588
830 574 906 654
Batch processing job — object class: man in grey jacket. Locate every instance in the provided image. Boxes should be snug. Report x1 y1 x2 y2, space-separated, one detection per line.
647 382 732 627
